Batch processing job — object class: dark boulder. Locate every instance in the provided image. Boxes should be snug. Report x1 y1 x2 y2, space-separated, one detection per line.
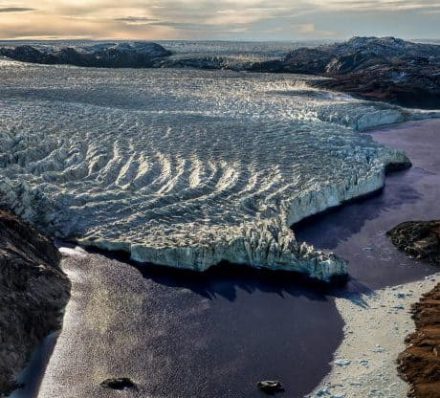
257 380 284 395
387 221 440 265
101 377 136 390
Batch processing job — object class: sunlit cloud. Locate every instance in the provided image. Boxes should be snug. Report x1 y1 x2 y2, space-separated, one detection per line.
306 0 440 11
0 0 438 40
115 16 159 25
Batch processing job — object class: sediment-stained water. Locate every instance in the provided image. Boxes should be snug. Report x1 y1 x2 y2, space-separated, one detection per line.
0 59 419 279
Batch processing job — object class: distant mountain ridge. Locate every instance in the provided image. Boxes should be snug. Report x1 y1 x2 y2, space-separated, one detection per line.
1 37 439 108
0 41 171 68
262 36 440 109
279 36 440 74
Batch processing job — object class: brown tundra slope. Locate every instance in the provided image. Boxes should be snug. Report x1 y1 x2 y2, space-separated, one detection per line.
397 284 440 398
0 210 70 396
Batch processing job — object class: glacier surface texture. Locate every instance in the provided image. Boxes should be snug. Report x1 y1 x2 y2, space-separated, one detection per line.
0 60 414 280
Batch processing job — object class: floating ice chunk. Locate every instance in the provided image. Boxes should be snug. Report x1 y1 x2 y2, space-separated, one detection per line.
59 246 88 259
334 359 351 367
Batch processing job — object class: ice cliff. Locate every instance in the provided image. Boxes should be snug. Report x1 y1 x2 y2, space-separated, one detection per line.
0 64 417 281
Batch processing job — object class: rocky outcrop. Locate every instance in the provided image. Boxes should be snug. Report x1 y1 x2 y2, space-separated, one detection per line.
397 283 440 398
387 221 440 265
0 42 171 68
313 68 440 110
388 221 440 397
0 211 70 396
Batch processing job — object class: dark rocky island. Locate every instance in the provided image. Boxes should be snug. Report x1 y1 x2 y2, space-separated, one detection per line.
388 221 440 264
0 211 70 396
0 42 171 68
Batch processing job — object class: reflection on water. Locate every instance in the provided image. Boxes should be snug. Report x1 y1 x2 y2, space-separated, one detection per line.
29 252 346 398
10 333 58 398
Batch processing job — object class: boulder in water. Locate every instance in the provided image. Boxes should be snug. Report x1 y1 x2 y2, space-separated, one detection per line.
387 220 440 265
100 377 137 390
257 380 284 394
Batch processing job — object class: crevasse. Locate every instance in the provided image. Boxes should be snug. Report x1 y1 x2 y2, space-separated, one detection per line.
0 65 422 281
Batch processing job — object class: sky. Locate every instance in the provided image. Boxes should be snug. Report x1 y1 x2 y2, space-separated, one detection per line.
0 0 439 41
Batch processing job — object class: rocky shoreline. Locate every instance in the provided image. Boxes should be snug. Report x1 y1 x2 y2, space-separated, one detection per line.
0 211 70 396
388 220 440 397
308 274 440 398
398 283 440 398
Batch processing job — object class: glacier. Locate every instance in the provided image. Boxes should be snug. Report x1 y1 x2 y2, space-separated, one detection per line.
0 62 421 281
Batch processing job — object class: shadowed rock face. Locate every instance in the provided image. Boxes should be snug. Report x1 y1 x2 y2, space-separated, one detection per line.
0 42 171 68
387 221 440 265
397 283 440 398
313 68 440 110
0 211 70 396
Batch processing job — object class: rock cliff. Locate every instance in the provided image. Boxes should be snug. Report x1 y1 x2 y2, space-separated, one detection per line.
0 211 70 396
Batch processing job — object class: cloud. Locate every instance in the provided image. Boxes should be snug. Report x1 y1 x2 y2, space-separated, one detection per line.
0 7 34 12
296 23 316 34
0 0 439 40
305 0 440 11
115 16 159 25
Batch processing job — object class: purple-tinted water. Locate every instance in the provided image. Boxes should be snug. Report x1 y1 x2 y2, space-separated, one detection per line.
296 119 440 290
